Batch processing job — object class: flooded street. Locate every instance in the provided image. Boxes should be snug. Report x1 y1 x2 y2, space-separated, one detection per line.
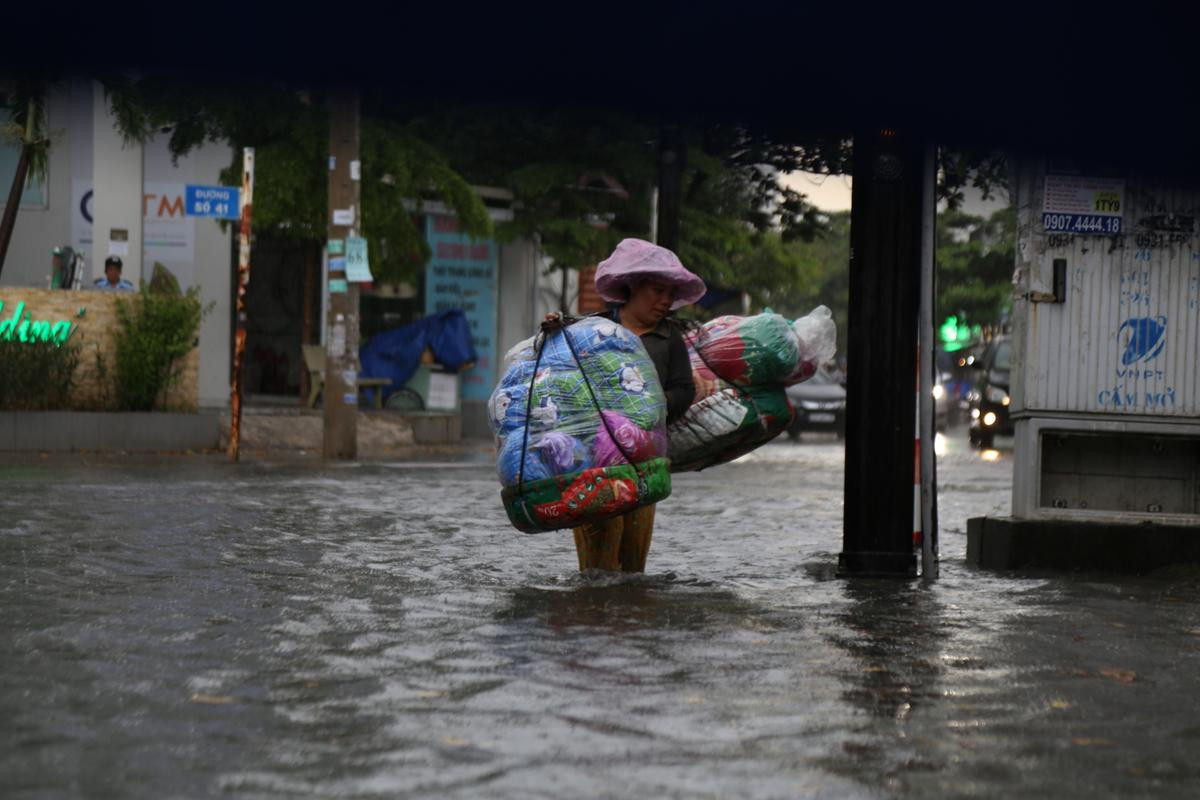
4 430 1200 799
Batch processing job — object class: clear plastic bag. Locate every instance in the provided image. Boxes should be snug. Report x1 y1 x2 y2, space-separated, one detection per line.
788 305 837 385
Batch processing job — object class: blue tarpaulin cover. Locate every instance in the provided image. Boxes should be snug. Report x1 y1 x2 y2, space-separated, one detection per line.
359 310 476 403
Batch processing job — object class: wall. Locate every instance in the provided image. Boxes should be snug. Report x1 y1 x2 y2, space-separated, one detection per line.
1012 161 1200 419
496 239 537 365
481 242 577 439
496 239 569 359
140 135 233 409
0 287 199 410
91 81 144 283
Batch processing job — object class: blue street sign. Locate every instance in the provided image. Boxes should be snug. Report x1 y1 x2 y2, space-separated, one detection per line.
185 185 240 220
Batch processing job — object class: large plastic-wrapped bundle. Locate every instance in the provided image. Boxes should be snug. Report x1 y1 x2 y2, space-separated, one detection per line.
685 313 799 387
490 317 672 533
667 383 793 472
669 306 837 472
685 306 836 388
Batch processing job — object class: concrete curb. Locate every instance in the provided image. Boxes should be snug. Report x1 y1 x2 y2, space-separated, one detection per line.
967 515 1200 573
0 411 220 452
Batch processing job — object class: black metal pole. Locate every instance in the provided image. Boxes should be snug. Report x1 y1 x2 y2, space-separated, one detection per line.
839 129 925 577
657 125 684 252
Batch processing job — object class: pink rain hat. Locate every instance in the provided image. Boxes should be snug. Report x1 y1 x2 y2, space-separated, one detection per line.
594 238 707 310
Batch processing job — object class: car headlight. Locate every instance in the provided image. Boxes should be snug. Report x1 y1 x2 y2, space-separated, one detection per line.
932 384 944 400
985 385 1009 404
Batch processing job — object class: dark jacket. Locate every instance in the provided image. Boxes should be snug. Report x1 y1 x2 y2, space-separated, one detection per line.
608 306 695 425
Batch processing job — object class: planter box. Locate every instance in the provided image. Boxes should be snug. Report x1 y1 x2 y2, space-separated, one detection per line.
0 288 199 411
0 411 220 452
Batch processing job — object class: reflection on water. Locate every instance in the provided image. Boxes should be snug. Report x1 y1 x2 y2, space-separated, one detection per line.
819 581 948 791
503 575 760 633
2 445 1200 798
830 581 946 721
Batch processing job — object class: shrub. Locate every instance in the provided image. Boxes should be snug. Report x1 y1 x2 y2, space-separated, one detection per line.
0 335 81 410
112 279 208 411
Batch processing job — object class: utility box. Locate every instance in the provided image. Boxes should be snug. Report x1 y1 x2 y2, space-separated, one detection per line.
403 365 461 413
1008 158 1200 525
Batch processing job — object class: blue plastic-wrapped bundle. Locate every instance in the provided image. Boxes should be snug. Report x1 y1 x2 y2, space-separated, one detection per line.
535 316 641 367
583 351 663 429
496 430 553 486
489 316 673 533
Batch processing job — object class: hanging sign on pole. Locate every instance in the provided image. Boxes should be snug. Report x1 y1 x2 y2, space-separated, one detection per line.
344 235 373 282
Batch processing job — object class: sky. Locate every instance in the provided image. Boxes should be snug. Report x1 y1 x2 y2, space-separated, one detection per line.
781 170 1011 218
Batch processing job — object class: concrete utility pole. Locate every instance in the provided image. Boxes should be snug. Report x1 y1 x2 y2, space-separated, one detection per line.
839 128 928 577
323 87 361 459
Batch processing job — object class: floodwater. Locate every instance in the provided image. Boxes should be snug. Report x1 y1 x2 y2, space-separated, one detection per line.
3 430 1200 798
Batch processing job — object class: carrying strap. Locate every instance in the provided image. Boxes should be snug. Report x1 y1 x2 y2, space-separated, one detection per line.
559 325 648 494
516 317 560 506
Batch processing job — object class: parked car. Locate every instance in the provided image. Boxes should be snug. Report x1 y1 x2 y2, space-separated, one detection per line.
786 367 846 439
966 335 1013 449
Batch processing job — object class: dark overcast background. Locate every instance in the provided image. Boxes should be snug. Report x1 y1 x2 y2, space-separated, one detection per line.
8 1 1198 168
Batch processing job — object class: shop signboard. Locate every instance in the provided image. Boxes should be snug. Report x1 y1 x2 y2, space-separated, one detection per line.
424 214 497 402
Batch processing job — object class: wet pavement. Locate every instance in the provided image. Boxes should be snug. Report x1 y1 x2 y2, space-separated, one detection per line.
3 427 1200 799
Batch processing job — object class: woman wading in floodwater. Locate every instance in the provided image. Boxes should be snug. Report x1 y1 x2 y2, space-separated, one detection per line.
548 239 716 573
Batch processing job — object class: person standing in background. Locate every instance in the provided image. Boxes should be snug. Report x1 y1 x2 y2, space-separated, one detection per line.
93 256 135 291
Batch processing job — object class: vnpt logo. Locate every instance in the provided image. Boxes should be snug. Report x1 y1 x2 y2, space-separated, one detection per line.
1118 315 1167 365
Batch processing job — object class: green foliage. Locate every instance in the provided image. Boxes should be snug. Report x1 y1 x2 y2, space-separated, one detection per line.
104 75 330 241
0 77 55 187
0 336 80 410
103 78 492 283
360 118 492 283
100 77 1011 327
751 203 1016 356
0 76 59 278
936 205 1016 330
407 104 657 268
689 126 844 244
148 262 181 296
405 103 843 302
938 149 1008 210
112 283 208 411
741 212 851 351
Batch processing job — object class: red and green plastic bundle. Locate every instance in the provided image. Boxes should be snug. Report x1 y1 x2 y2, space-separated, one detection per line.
668 307 837 472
